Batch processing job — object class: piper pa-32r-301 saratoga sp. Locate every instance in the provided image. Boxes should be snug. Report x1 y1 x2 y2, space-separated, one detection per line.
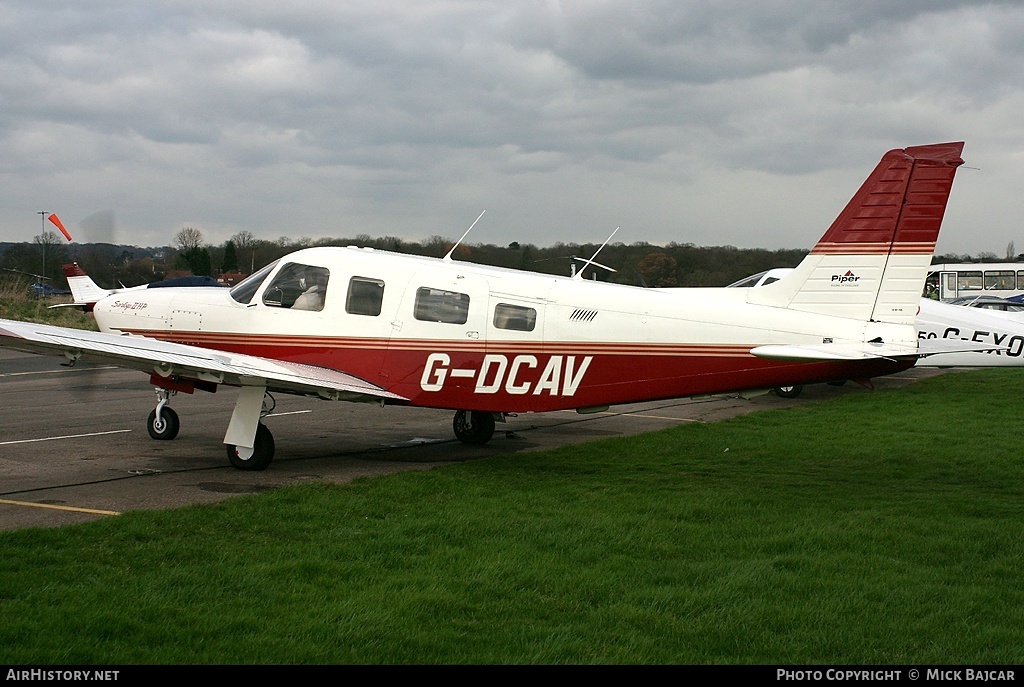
0 142 980 471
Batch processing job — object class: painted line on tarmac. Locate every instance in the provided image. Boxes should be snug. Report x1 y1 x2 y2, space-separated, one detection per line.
557 409 702 423
613 413 703 422
0 429 132 446
265 410 313 418
0 365 119 378
0 499 120 516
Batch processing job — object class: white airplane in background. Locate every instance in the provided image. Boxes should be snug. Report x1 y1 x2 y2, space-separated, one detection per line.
734 264 1024 398
916 298 1024 367
55 263 222 311
734 267 1024 368
0 142 976 471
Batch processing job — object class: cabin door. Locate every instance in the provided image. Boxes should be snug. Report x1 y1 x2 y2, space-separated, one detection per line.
381 271 490 401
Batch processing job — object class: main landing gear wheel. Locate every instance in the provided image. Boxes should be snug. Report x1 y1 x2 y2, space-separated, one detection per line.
147 407 180 440
453 410 495 445
226 423 275 471
774 385 803 399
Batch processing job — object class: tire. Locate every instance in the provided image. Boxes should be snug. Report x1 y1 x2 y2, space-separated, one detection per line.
453 410 496 445
226 423 275 471
147 407 180 440
773 385 803 399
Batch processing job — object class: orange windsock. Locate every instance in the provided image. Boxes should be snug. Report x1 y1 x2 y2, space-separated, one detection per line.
48 213 72 242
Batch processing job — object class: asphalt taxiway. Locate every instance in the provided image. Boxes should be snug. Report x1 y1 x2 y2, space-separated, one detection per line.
0 348 943 530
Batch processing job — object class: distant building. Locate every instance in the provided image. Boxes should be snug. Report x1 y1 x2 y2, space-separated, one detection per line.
217 271 247 286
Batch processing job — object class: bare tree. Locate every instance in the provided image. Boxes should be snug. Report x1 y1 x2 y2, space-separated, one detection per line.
1007 241 1016 261
173 227 204 252
33 230 64 250
231 230 255 252
32 230 67 281
230 229 258 272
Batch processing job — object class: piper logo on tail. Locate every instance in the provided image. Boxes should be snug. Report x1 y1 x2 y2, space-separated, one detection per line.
831 270 860 285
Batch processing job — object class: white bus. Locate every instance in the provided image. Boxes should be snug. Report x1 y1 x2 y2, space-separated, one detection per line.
927 263 1024 300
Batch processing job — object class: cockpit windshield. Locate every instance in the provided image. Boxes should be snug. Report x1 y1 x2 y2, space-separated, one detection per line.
726 271 768 288
229 260 279 304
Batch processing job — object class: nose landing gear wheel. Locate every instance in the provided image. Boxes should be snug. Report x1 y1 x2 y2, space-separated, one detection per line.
453 410 496 445
147 407 180 440
226 423 275 471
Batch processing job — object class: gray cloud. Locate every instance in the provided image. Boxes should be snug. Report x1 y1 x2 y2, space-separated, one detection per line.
0 0 1021 256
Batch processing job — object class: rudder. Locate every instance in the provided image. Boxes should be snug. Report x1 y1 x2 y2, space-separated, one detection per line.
748 142 964 324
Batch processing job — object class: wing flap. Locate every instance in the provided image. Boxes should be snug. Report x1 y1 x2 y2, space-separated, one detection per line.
0 318 406 403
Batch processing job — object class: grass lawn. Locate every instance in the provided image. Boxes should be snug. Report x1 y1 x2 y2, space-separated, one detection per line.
0 368 1021 664
0 280 97 330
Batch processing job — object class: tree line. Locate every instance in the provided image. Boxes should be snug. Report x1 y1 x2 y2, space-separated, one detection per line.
0 225 1016 294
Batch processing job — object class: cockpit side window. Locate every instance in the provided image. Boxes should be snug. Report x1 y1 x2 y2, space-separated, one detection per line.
229 260 279 304
262 263 330 312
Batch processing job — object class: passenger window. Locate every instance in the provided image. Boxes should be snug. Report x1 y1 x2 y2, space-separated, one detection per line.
493 303 537 332
414 287 470 324
346 277 385 316
262 263 330 312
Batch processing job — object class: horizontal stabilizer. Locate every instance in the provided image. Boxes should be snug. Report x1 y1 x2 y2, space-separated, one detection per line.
750 343 917 361
751 337 1003 362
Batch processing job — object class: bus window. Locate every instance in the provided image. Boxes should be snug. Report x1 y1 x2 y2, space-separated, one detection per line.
957 271 982 291
985 271 1015 290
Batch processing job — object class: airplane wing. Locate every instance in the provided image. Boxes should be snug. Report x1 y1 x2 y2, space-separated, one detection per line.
0 317 406 403
749 338 1003 362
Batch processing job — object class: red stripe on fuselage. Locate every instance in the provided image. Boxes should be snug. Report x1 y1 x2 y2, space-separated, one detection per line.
117 328 914 412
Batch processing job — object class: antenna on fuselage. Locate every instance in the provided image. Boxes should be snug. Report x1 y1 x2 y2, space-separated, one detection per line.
572 226 619 280
443 210 486 262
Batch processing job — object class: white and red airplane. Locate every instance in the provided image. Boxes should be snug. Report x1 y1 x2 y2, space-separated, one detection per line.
0 142 976 470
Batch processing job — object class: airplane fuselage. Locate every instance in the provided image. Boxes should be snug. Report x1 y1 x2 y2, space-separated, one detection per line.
2 143 964 470
92 246 916 412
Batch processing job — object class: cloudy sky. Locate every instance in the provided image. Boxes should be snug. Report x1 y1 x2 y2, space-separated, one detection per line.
1 1 1022 255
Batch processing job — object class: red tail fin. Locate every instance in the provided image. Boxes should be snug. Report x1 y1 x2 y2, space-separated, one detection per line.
811 142 964 255
749 142 965 325
62 263 88 278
